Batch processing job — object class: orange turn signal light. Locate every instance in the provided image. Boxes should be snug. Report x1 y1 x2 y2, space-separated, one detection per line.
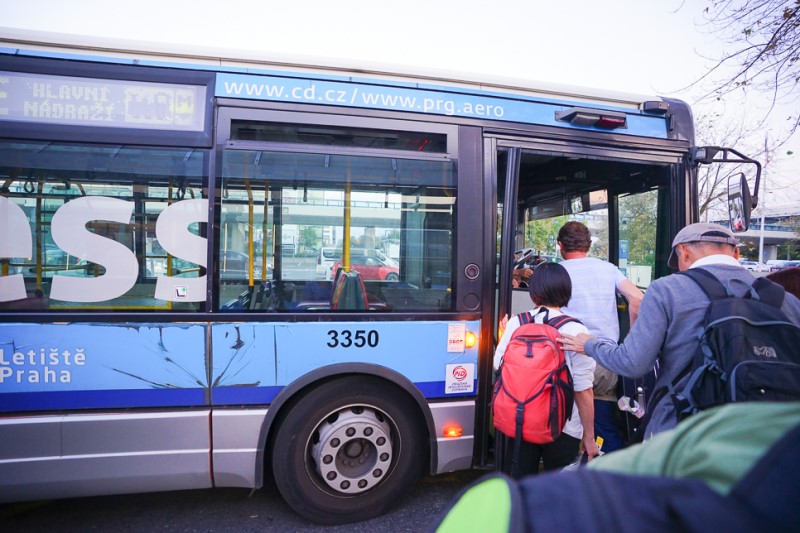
465 331 477 348
443 424 463 438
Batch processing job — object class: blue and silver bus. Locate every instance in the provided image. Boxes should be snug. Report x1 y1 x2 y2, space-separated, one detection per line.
0 30 760 524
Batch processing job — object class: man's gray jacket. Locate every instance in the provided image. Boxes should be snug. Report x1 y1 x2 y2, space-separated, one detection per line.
585 263 800 437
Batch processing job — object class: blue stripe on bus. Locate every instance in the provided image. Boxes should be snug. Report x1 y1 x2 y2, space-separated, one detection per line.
209 380 477 406
1 321 479 411
1 388 206 412
1 47 667 138
214 72 667 138
211 385 281 405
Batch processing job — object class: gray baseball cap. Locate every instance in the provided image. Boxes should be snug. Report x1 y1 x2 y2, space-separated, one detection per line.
667 222 739 269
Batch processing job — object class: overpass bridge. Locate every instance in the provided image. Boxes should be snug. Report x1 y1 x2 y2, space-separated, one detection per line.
717 212 799 261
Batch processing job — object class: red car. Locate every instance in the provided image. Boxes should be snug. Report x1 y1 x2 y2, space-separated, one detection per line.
331 254 399 281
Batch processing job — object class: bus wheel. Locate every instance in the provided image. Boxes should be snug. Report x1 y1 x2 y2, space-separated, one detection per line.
271 377 425 525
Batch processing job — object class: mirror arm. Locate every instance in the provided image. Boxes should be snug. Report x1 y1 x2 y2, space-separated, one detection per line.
692 146 762 208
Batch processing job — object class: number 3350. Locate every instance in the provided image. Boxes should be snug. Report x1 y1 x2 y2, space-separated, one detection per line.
326 329 379 348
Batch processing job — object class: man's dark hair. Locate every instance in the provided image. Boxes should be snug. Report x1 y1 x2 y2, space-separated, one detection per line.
528 262 572 308
557 221 591 253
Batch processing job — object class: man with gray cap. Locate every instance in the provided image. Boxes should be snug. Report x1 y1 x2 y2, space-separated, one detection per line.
560 222 800 438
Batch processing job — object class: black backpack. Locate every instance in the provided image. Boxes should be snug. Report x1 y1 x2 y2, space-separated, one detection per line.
669 268 800 419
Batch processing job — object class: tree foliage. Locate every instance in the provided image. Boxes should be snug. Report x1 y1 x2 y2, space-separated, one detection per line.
693 0 799 136
693 110 759 219
619 191 659 266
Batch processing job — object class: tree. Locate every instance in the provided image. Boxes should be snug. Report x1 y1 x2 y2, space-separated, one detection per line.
690 0 799 137
299 226 320 251
619 191 659 266
694 110 758 220
525 216 569 256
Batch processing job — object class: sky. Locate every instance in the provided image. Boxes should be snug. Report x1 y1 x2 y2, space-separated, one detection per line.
2 0 797 212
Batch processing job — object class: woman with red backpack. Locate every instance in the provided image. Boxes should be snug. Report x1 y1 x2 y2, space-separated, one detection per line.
493 262 600 477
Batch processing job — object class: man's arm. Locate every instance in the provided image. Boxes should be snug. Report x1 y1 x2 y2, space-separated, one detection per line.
617 278 644 325
561 281 670 378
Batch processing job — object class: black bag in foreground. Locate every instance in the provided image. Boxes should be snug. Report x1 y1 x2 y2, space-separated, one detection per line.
671 268 800 418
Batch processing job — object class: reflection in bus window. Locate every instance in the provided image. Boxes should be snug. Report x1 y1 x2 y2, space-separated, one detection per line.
217 149 455 312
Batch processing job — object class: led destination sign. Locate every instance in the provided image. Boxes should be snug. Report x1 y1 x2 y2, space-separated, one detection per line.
0 71 207 131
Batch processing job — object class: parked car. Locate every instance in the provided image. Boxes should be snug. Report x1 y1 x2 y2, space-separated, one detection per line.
316 247 341 279
739 260 769 272
220 250 269 279
331 252 399 281
769 260 800 272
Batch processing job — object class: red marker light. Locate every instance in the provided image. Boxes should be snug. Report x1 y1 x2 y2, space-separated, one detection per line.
595 116 627 129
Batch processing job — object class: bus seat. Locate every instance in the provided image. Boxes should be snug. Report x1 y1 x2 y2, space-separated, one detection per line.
295 281 333 311
221 287 253 311
251 282 280 311
330 269 368 310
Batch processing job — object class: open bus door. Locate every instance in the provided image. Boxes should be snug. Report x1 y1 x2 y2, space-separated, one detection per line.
493 142 763 450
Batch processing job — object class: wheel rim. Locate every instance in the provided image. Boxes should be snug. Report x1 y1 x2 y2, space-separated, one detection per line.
310 406 394 495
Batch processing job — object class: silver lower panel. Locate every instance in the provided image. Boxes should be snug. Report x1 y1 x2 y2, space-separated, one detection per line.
0 411 212 503
429 400 475 473
0 397 476 502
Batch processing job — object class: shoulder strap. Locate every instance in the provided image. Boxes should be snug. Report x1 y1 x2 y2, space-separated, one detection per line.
518 311 533 325
681 268 787 309
547 314 579 330
752 277 786 309
677 268 727 300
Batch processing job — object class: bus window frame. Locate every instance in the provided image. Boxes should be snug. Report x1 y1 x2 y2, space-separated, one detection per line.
212 106 467 314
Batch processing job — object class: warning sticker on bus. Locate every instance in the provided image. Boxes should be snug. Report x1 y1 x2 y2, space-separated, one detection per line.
445 363 475 394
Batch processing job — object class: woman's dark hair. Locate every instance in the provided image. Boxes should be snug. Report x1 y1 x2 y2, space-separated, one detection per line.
528 262 572 308
557 221 591 253
766 267 800 300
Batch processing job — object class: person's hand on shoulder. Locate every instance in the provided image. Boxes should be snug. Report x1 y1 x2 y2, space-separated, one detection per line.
559 332 593 354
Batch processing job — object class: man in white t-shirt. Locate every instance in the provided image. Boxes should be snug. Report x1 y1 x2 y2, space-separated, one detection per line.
558 221 643 452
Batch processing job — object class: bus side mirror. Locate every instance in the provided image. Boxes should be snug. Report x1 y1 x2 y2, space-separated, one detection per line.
728 172 752 233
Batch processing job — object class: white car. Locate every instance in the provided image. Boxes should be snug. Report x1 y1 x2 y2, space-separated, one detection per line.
316 247 342 279
739 260 769 272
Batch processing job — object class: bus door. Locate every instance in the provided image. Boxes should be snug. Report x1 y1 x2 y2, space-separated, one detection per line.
491 141 682 449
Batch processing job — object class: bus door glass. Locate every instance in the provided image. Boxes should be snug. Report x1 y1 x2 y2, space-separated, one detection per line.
496 146 672 321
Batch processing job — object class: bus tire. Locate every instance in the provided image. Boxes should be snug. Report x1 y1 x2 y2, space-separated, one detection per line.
271 376 426 525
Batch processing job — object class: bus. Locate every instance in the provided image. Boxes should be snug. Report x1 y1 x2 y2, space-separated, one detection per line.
0 30 761 524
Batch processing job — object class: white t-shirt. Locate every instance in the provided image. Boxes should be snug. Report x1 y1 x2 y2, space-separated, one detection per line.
561 256 627 343
493 307 596 440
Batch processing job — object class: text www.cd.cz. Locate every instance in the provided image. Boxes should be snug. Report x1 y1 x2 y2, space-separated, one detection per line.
222 81 506 119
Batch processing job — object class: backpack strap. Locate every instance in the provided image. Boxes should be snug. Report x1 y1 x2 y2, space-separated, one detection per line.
518 311 533 326
677 268 728 300
680 267 786 309
547 314 579 330
752 277 786 308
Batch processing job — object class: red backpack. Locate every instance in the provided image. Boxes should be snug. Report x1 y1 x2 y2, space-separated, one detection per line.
493 311 576 450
